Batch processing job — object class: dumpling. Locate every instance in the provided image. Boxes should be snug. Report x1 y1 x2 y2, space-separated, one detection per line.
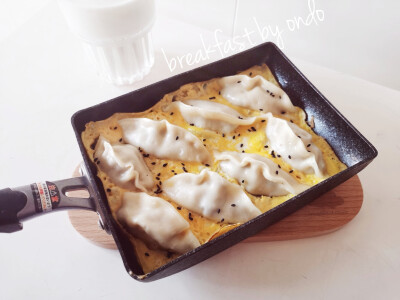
173 99 258 133
265 114 326 178
214 151 308 196
117 192 200 254
220 75 296 114
163 169 261 224
118 118 211 163
94 136 154 191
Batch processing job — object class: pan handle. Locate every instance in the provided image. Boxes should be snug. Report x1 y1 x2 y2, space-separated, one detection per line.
0 177 96 233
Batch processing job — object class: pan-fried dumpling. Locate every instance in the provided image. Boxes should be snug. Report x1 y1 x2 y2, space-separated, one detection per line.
173 99 258 133
94 136 154 191
265 114 326 178
163 169 261 224
118 118 211 163
117 192 200 254
214 151 308 196
220 75 296 115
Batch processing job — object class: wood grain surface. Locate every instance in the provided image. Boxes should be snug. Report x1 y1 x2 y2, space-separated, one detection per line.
68 166 363 249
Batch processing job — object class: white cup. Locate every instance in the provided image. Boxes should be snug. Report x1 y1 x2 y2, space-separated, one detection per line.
58 0 155 85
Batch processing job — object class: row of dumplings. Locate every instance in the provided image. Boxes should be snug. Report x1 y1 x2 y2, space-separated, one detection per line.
93 74 327 255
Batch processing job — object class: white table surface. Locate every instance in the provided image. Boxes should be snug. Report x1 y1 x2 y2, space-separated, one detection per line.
0 2 399 300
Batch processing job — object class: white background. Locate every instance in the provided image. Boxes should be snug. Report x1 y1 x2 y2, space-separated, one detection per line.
0 1 399 299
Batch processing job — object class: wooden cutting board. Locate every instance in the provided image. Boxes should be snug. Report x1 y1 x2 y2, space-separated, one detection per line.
68 167 363 249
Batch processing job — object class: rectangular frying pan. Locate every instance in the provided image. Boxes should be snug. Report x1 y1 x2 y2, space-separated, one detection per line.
0 42 378 282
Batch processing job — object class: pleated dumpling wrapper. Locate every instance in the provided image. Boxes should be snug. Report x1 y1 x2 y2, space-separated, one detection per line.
163 169 261 224
219 74 296 115
173 99 258 133
265 113 326 178
214 151 308 196
117 192 200 254
118 118 211 164
94 136 154 191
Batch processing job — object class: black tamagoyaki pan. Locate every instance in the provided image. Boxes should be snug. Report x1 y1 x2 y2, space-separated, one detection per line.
0 42 378 282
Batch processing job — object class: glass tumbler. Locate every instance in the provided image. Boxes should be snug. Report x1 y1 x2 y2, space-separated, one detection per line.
58 0 155 85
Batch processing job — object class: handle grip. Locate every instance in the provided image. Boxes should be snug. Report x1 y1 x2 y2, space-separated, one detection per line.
0 188 27 233
0 177 96 233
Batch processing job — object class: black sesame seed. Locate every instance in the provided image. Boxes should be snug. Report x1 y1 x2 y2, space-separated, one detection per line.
171 170 175 173
261 119 266 123
203 139 206 142
242 150 245 153
240 144 243 147
119 138 123 142
221 218 225 222
248 129 252 132
163 163 168 167
145 252 149 257
183 167 188 172
241 180 244 183
307 144 311 147
289 170 294 173
166 251 173 258
249 72 253 76
276 170 279 175
266 90 270 93
96 160 101 165
251 126 256 132
277 154 281 158
157 173 161 176
170 112 174 115
143 154 149 158
138 147 142 152
279 96 282 99
106 188 111 192
288 155 292 159
113 126 117 130
271 150 276 158
94 157 98 162
232 135 236 140
222 133 225 137
217 209 221 214
176 136 179 140
238 134 241 137
177 207 182 210
290 120 294 123
296 176 301 179
218 91 221 95
298 136 301 139
159 181 162 185
259 108 263 111
237 81 241 83
231 204 236 207
281 111 286 115
209 97 216 100
190 123 194 126
181 162 185 166
151 162 156 165
203 144 206 147
156 177 160 180
189 213 193 221
205 164 210 167
264 145 269 148
278 164 281 168
238 116 243 119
